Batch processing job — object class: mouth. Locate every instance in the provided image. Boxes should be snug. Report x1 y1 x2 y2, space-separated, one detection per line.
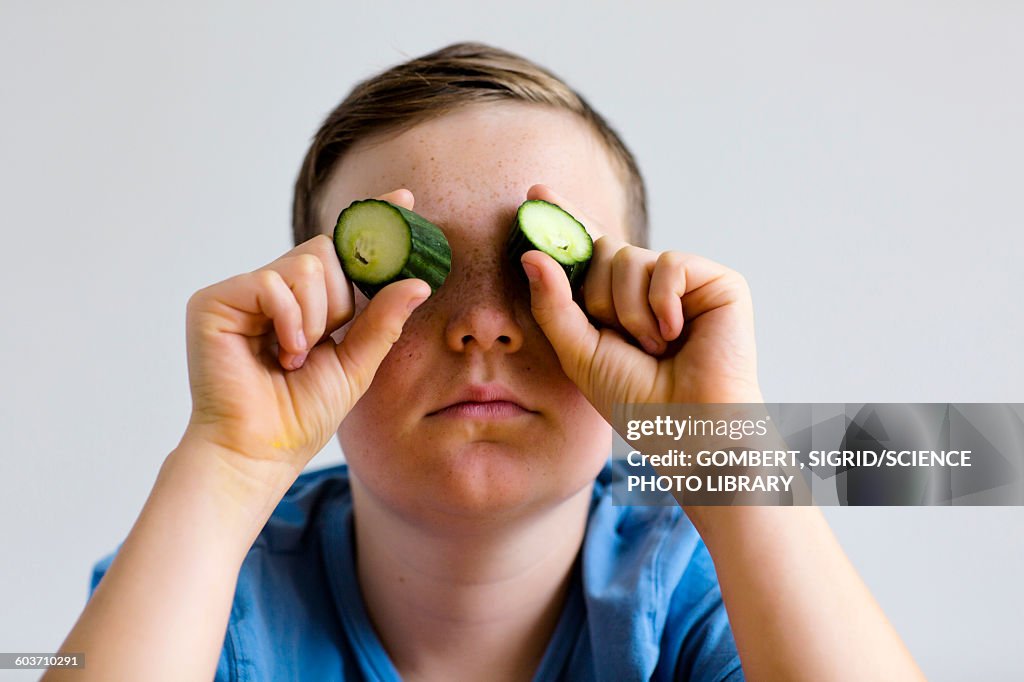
430 401 531 419
427 384 536 420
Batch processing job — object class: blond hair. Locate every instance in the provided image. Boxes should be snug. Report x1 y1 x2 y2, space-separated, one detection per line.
292 42 648 247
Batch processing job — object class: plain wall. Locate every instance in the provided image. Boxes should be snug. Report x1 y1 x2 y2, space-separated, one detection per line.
2 1 1022 679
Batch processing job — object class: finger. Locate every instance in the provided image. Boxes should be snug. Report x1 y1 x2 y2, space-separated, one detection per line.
610 246 663 354
581 235 621 327
244 268 305 364
520 249 601 386
527 186 631 328
204 269 303 354
526 184 610 240
270 188 416 345
268 236 351 346
378 187 414 210
648 251 687 341
333 277 431 401
267 254 328 370
670 252 748 321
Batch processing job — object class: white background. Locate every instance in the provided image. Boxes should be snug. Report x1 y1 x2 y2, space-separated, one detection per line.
2 1 1022 679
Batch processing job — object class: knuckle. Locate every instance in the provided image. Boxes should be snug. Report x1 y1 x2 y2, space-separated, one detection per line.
184 294 203 327
528 298 549 322
255 268 285 292
720 270 752 302
593 235 619 258
294 253 324 278
309 234 332 250
529 299 560 329
186 289 204 312
658 250 687 271
336 345 368 392
726 270 750 291
619 309 651 333
584 291 614 319
611 246 635 268
648 288 675 310
374 323 403 348
364 312 402 347
186 283 219 314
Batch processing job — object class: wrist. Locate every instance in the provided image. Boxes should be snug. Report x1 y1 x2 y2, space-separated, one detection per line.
683 504 825 555
164 433 299 545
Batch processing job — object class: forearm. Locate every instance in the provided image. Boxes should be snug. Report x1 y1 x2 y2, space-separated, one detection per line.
46 437 290 682
688 505 925 681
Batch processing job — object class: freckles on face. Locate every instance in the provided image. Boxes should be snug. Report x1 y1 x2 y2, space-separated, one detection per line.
319 103 628 518
323 105 625 233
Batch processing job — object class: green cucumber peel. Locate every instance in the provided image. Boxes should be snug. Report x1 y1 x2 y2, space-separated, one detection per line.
506 199 594 288
333 199 452 299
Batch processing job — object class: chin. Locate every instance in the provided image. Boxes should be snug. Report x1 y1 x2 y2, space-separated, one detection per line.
340 413 613 525
352 442 608 527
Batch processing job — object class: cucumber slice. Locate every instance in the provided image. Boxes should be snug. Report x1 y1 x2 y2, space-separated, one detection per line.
506 199 594 287
333 199 452 299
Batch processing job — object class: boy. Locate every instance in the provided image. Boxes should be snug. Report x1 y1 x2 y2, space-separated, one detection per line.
50 43 923 680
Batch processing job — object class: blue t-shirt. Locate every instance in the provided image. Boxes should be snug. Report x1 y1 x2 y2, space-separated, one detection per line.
90 461 743 681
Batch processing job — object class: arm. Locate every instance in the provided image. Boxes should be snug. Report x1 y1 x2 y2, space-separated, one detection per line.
47 190 430 682
520 183 924 680
687 505 924 681
45 437 289 682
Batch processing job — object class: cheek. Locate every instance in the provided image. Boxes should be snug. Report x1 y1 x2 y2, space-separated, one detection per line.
362 329 428 394
332 292 430 383
335 297 611 511
334 303 443 448
539 383 614 479
342 311 434 417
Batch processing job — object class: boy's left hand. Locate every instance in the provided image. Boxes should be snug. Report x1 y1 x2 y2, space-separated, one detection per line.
521 185 762 422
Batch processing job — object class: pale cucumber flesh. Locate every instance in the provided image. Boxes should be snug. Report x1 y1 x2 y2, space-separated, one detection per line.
506 199 594 288
333 199 451 298
517 200 592 265
336 202 411 283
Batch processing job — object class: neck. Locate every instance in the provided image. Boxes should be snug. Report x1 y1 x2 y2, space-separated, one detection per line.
350 480 593 682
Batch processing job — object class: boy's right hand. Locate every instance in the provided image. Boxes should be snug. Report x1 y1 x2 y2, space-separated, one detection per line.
181 189 430 494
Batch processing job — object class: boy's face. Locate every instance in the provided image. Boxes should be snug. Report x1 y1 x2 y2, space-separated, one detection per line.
319 102 629 524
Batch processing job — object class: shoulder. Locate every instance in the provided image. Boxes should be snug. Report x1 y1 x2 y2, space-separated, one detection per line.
89 464 359 682
220 463 357 679
579 461 744 681
583 460 709 591
251 463 352 553
89 464 352 584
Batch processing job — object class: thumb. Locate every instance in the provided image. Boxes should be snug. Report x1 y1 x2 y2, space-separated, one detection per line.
333 277 431 403
521 250 600 389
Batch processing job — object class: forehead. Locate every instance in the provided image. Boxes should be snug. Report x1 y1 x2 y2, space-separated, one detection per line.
317 102 628 242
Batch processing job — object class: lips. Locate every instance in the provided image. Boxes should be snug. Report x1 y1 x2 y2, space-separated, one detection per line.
428 384 535 418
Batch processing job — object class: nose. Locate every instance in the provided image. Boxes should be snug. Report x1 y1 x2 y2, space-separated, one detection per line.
443 260 525 354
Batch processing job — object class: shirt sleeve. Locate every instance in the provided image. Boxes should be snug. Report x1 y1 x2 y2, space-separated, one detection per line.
88 550 117 598
660 544 746 682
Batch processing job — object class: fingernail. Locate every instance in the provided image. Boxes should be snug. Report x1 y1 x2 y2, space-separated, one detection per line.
658 318 671 340
640 336 660 354
289 351 308 370
522 262 540 283
296 329 307 351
